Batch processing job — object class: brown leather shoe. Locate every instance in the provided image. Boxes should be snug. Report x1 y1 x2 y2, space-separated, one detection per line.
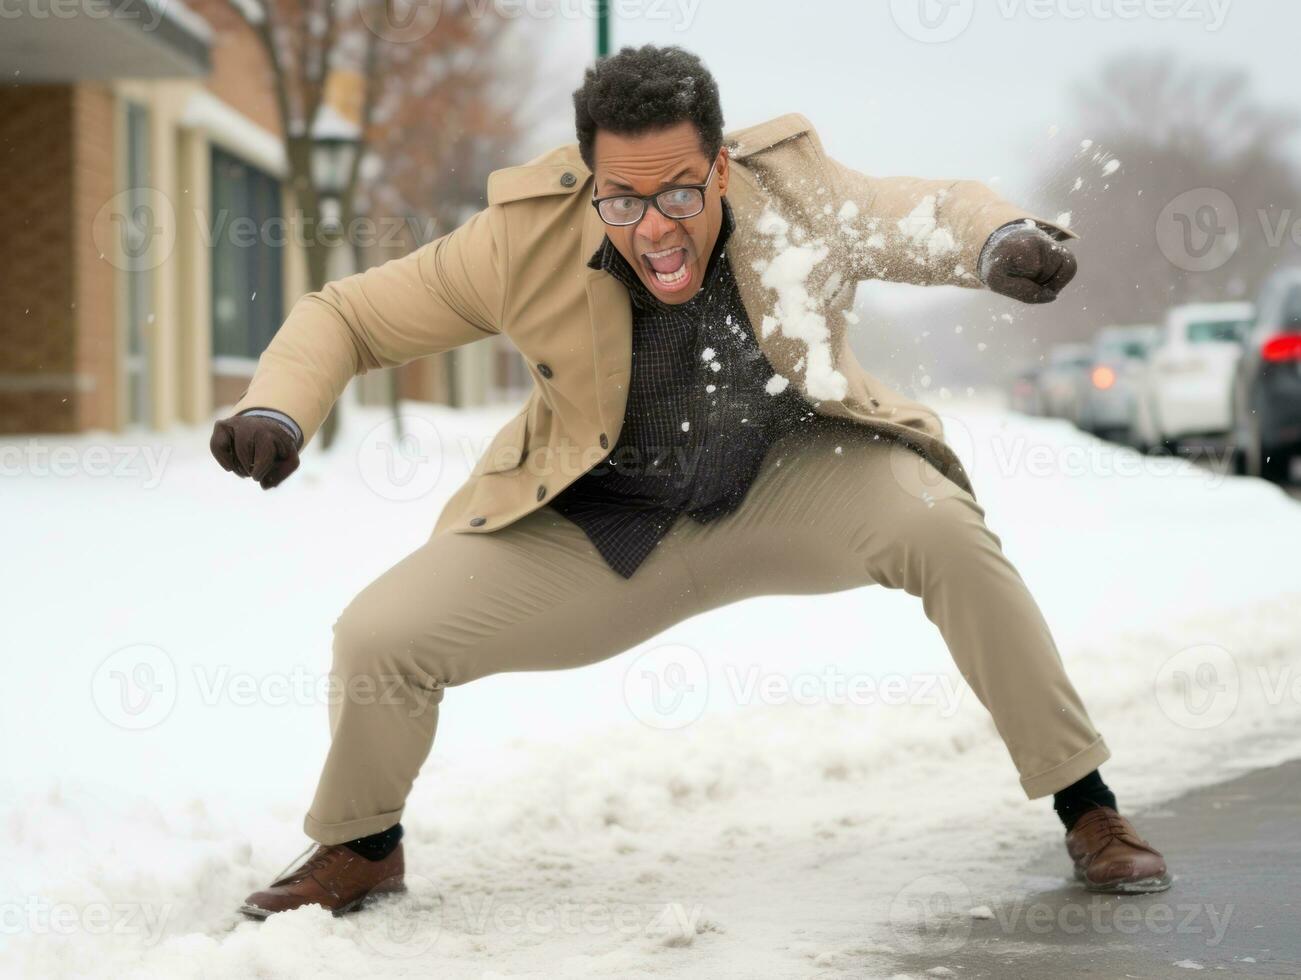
240 842 405 918
1066 806 1171 894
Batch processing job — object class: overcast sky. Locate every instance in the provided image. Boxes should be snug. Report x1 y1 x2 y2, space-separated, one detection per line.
522 0 1298 203
509 0 1297 387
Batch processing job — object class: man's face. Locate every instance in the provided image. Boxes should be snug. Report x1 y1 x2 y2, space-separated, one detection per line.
591 121 729 305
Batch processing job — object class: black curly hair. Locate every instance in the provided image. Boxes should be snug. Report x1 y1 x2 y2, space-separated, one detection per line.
573 45 724 171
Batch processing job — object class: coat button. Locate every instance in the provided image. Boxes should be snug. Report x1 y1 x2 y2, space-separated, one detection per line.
536 485 547 501
469 516 487 527
599 432 609 449
869 398 881 408
560 171 577 188
537 362 554 379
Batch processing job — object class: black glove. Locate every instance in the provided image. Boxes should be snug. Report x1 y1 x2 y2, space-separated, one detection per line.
210 413 301 490
980 224 1078 304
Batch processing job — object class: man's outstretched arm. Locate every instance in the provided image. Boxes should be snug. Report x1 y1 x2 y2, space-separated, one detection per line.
824 158 1078 302
227 205 506 450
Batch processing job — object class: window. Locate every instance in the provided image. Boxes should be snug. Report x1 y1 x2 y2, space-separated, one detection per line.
1186 319 1249 344
211 148 284 359
1282 287 1301 330
123 102 151 425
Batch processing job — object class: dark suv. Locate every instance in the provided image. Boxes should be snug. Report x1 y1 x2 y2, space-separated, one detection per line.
1233 268 1301 483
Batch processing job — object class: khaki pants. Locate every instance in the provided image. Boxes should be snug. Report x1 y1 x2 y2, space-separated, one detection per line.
306 421 1110 845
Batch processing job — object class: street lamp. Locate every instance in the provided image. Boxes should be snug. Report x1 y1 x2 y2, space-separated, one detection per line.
309 111 361 231
596 0 610 58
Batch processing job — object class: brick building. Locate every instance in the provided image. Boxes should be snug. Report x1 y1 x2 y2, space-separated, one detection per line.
0 0 524 437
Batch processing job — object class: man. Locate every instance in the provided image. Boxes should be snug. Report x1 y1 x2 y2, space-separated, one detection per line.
215 46 1170 919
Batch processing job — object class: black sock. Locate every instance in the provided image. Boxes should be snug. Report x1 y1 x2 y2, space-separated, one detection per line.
342 822 404 861
1053 770 1117 832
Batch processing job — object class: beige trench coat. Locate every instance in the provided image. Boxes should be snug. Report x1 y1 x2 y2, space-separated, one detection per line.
234 113 1072 536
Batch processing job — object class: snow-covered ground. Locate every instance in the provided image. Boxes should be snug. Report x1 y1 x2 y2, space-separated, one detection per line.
3 394 1300 978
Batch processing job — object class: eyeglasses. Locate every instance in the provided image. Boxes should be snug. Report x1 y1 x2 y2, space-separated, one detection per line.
591 159 719 227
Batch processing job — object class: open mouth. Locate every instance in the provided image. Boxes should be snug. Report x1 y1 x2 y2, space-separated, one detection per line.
640 246 692 292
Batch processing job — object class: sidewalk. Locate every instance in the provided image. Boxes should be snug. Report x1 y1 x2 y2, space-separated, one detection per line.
885 757 1301 978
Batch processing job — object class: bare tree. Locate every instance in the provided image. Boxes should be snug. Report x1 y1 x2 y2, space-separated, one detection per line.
854 55 1301 395
1030 52 1301 340
225 0 528 447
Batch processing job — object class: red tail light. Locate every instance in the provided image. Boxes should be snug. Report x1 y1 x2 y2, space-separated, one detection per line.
1261 334 1301 362
1091 365 1116 389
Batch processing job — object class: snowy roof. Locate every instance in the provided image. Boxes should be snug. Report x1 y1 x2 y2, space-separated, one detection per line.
1166 302 1256 328
310 103 362 141
149 0 214 45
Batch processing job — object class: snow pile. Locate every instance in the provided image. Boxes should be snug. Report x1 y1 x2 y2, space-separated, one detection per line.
2 398 1299 977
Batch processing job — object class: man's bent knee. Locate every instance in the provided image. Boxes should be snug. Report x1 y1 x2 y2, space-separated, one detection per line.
864 486 1004 593
329 604 446 712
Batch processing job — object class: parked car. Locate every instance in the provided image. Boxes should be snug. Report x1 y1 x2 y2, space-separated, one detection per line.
1079 325 1161 440
1038 343 1094 421
1008 363 1044 416
1132 302 1255 452
1232 269 1301 483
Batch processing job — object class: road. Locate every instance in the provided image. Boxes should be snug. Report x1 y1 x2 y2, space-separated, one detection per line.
883 757 1301 978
